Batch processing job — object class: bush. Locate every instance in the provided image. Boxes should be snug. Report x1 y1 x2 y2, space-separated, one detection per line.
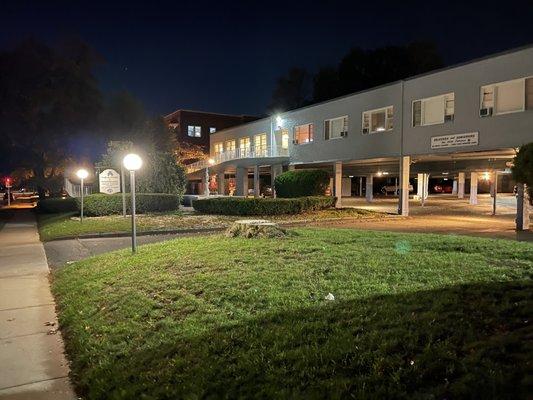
36 197 78 214
192 196 335 216
274 169 330 198
78 193 180 217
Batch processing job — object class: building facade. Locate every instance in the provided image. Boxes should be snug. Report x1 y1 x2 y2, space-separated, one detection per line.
186 46 533 219
164 109 258 153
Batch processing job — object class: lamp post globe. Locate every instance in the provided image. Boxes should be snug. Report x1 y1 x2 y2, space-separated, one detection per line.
123 153 143 171
122 153 143 253
76 168 89 223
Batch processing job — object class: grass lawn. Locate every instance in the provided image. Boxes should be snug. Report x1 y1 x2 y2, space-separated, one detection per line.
53 229 533 399
37 208 380 241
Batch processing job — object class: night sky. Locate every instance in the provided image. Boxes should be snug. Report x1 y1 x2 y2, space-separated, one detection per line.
2 0 533 117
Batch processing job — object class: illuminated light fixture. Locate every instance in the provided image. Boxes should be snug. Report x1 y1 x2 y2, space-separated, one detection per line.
123 153 143 171
349 175 354 178
443 178 448 181
442 172 449 175
382 171 389 175
276 115 283 127
376 127 385 132
376 171 383 177
482 171 491 181
76 169 88 180
208 158 215 165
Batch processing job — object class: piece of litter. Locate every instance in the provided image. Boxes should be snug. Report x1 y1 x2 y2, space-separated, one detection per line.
410 360 415 365
325 293 335 301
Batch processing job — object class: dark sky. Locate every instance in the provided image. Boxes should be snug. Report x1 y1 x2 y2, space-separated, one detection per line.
2 0 533 117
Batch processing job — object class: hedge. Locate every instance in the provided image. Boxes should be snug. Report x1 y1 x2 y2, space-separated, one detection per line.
79 193 180 216
274 169 330 198
192 196 336 216
36 197 78 214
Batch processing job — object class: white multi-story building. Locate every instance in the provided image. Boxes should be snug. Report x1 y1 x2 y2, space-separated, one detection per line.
186 45 533 220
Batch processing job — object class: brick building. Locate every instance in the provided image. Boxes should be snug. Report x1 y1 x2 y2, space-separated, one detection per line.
164 109 257 154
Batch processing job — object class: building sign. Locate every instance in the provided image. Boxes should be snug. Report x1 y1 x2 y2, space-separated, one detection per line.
431 132 479 149
99 169 121 194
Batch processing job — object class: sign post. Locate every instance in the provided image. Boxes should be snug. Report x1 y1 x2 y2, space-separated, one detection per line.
99 169 121 195
5 178 12 207
121 165 126 217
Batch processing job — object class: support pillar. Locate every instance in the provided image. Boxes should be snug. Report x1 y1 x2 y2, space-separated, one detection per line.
253 165 260 198
417 173 429 205
457 172 465 199
334 161 342 208
452 179 458 195
203 168 210 196
217 172 225 196
365 174 373 203
271 164 283 197
491 171 498 216
516 183 530 231
469 172 478 205
359 177 363 197
235 167 248 197
398 156 410 216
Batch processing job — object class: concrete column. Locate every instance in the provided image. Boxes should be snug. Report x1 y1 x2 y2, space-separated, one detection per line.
235 167 248 197
452 180 458 195
217 172 225 196
457 172 465 199
469 172 478 205
365 174 373 203
334 161 342 208
398 156 410 216
491 171 498 215
253 165 260 198
516 183 530 231
271 164 283 197
203 168 210 196
358 177 363 197
417 173 424 198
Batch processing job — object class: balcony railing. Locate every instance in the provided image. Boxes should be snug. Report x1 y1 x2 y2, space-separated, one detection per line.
186 145 289 174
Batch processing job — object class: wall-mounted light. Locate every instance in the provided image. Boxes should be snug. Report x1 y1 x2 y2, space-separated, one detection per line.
276 115 283 127
482 171 491 181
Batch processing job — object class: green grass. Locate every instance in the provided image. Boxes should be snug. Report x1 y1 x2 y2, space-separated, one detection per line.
52 229 533 399
37 208 380 241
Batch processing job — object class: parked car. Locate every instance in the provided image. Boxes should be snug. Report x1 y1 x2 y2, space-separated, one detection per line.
381 184 414 195
433 185 453 194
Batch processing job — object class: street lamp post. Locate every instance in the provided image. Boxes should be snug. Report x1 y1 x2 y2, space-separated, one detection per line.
76 169 89 223
123 153 143 253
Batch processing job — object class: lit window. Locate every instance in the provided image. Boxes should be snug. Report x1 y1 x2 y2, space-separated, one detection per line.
239 137 251 157
187 125 202 137
412 94 454 127
281 129 289 149
324 116 348 140
209 127 216 134
225 140 236 153
480 77 532 116
362 106 393 133
254 133 267 156
294 124 314 144
213 142 224 155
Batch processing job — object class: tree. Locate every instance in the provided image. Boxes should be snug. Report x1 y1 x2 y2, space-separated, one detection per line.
0 38 102 196
136 152 186 196
308 42 444 105
268 67 312 113
512 142 533 204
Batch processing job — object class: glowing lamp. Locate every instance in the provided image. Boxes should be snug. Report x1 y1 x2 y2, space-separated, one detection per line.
123 154 143 171
76 169 89 180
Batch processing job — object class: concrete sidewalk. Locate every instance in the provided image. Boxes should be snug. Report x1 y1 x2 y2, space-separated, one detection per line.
0 211 76 399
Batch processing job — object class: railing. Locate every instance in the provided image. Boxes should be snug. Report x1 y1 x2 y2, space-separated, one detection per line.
186 146 289 174
64 178 93 198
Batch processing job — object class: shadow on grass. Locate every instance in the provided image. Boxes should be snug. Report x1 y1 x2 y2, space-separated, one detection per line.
72 280 532 400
